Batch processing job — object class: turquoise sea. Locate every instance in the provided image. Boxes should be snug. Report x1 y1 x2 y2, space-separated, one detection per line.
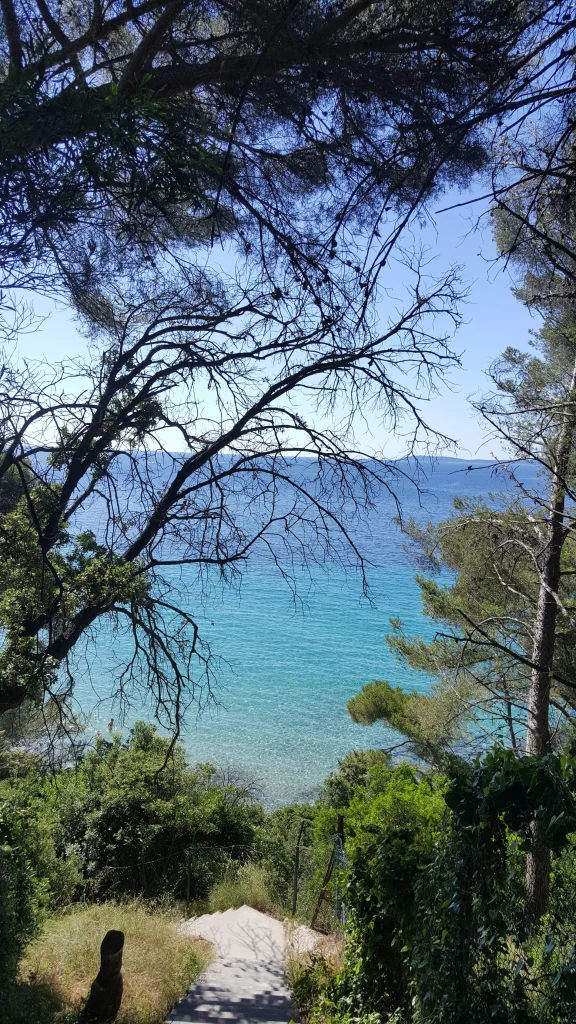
70 457 540 805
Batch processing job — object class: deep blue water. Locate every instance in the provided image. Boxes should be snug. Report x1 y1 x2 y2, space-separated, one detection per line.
69 457 540 805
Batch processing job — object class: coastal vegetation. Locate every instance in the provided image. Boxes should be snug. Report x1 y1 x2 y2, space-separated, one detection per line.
7 730 576 1022
347 134 576 922
1 2 576 1023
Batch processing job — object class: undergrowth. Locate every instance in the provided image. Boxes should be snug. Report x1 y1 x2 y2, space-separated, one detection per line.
11 900 211 1024
207 862 279 915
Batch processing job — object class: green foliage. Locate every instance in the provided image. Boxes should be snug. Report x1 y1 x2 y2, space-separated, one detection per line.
5 722 264 902
0 484 151 714
343 762 447 857
347 480 576 760
288 953 338 1022
256 802 317 910
0 800 48 984
402 749 576 1023
0 458 32 515
324 747 576 1024
322 751 392 809
327 765 449 1018
207 862 277 914
347 681 469 766
447 746 576 847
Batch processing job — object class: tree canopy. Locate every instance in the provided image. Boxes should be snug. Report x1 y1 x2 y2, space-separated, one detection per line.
0 0 574 297
348 171 576 766
0 254 465 731
2 0 576 742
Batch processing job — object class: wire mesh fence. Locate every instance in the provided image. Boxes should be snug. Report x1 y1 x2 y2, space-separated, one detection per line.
80 833 348 931
429 838 576 1023
81 843 256 902
291 834 348 931
505 842 576 1021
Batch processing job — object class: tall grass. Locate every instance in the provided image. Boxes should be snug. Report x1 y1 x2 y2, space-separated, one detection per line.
286 937 344 1024
15 901 212 1024
207 862 278 915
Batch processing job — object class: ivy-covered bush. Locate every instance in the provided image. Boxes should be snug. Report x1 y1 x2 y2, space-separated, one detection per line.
0 800 47 983
328 763 449 1019
325 748 576 1024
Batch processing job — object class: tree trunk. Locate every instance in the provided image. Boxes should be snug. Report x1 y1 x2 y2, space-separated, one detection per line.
525 354 576 922
525 824 551 923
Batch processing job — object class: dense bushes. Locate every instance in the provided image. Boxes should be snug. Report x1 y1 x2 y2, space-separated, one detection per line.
326 763 449 1019
0 731 405 994
316 748 576 1024
9 721 576 1024
1 722 264 906
0 800 47 984
255 802 317 910
321 750 392 810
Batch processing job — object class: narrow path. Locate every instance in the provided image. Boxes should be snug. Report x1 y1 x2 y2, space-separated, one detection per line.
166 906 299 1023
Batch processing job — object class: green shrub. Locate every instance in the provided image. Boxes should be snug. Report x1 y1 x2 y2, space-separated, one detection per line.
0 800 48 984
321 750 391 809
255 802 317 912
6 722 264 902
208 862 277 914
287 953 336 1022
322 749 576 1024
324 763 449 1019
309 1011 400 1024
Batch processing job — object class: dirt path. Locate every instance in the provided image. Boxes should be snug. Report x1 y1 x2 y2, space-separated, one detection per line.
166 906 299 1023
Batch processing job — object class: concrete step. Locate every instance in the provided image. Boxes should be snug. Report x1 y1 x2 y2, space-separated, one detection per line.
168 906 298 1024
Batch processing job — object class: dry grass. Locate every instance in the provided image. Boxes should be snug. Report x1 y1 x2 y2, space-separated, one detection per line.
285 928 344 1024
207 862 279 916
17 901 212 1024
286 928 344 971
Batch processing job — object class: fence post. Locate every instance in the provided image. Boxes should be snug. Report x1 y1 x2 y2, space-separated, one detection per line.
292 820 306 918
186 849 191 904
334 815 346 926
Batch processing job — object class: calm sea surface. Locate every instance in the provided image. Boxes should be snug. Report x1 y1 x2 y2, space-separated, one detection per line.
70 457 540 805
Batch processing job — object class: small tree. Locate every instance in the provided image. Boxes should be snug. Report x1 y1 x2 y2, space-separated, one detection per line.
349 172 576 918
0 256 464 743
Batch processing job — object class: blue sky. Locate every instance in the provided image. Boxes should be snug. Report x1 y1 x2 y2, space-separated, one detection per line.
412 197 538 458
20 190 538 460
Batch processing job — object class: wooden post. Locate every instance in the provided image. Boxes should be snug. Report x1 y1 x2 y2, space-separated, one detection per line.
82 930 124 1022
335 815 345 925
186 849 192 904
292 819 306 918
311 848 335 932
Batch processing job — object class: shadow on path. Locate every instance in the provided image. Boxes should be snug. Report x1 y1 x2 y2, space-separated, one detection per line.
167 907 299 1024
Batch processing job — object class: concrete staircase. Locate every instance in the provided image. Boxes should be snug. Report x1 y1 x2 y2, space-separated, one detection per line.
166 906 299 1023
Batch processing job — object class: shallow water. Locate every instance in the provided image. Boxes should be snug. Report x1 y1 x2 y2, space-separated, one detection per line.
70 457 539 805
